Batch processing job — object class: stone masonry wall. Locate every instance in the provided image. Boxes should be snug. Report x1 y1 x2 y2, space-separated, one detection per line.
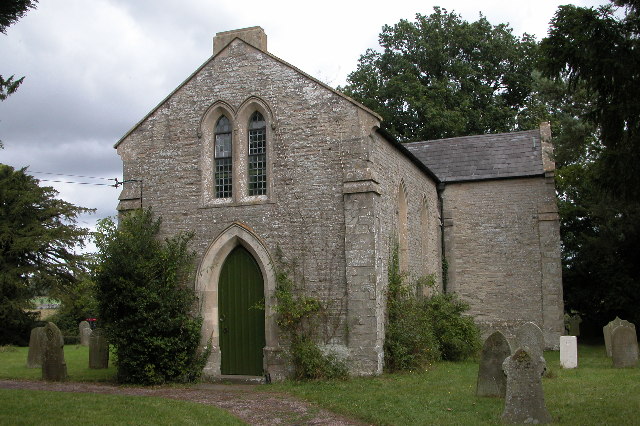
370 133 442 289
117 39 383 374
442 176 563 348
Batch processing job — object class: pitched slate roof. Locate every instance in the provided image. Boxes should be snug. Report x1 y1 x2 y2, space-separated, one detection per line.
405 129 544 183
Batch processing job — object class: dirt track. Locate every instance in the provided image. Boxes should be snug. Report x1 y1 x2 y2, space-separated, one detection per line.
0 379 365 425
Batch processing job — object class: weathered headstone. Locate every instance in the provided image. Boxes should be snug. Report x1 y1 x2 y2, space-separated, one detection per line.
42 322 67 381
514 322 545 360
476 331 512 397
566 314 582 337
501 348 552 424
89 328 109 369
560 336 578 369
79 321 92 346
26 327 46 368
604 317 636 357
611 325 638 368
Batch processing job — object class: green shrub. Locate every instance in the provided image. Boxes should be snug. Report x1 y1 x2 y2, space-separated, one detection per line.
290 337 348 380
94 209 206 385
385 296 441 371
384 244 480 372
273 249 347 380
423 293 481 361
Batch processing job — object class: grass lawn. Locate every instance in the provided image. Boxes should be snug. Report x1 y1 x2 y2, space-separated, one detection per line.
2 344 639 425
269 344 640 425
0 345 243 425
0 389 244 425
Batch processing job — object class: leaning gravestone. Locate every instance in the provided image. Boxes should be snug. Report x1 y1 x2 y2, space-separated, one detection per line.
501 348 552 424
560 336 578 369
604 317 636 357
476 331 512 397
79 321 92 346
89 328 109 369
26 327 46 368
514 322 545 360
42 322 67 381
611 325 638 368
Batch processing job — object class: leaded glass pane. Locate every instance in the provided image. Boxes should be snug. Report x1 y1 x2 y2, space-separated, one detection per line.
216 115 231 133
215 115 232 198
215 157 232 198
249 111 265 130
248 111 266 196
215 132 232 158
248 153 266 195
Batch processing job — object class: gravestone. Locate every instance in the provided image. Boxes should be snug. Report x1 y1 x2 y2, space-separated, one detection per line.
611 325 638 368
476 331 512 397
79 321 92 346
89 328 109 369
42 322 67 381
501 348 552 424
604 317 636 357
566 314 582 337
26 327 46 368
560 336 578 369
514 322 545 360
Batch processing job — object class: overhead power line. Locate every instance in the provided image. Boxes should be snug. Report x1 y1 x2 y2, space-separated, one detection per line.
38 178 117 187
29 171 117 181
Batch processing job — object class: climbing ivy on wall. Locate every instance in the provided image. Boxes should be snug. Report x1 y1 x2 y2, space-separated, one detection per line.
272 248 348 380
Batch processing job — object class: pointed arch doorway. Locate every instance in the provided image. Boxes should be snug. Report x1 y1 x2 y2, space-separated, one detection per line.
218 245 266 375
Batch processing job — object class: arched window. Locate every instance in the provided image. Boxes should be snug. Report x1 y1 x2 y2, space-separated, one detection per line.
248 111 267 196
214 115 232 198
398 182 409 272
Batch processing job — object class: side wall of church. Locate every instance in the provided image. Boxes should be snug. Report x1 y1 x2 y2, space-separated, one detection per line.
116 40 382 376
370 134 442 289
441 176 564 348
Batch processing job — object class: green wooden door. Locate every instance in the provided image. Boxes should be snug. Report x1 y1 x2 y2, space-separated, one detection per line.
219 246 265 375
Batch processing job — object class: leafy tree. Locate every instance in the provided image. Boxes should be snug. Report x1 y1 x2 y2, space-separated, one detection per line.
540 1 640 327
341 7 539 141
94 209 205 384
0 1 38 102
0 164 91 345
541 1 640 201
48 267 98 335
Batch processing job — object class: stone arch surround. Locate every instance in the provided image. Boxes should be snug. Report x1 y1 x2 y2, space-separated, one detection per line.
195 222 283 379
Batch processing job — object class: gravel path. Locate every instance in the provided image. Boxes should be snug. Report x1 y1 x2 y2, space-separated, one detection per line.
0 379 365 425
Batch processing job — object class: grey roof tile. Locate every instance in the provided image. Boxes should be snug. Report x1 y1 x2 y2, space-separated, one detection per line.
405 129 543 182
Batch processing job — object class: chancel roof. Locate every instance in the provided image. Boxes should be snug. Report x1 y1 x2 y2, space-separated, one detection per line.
405 129 544 183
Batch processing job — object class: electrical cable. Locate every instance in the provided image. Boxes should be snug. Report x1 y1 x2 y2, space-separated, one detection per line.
29 171 117 181
37 178 117 187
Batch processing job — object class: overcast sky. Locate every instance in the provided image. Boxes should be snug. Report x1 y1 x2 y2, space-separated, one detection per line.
0 0 607 251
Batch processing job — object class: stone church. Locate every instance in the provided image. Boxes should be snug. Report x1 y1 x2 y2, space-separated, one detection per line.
115 27 563 380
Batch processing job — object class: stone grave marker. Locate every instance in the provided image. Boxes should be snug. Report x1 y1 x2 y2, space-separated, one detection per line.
89 328 109 369
560 336 578 369
514 322 544 359
26 327 46 368
42 322 67 381
611 325 638 368
566 314 582 337
476 331 512 397
79 321 92 346
501 348 552 424
604 317 636 357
